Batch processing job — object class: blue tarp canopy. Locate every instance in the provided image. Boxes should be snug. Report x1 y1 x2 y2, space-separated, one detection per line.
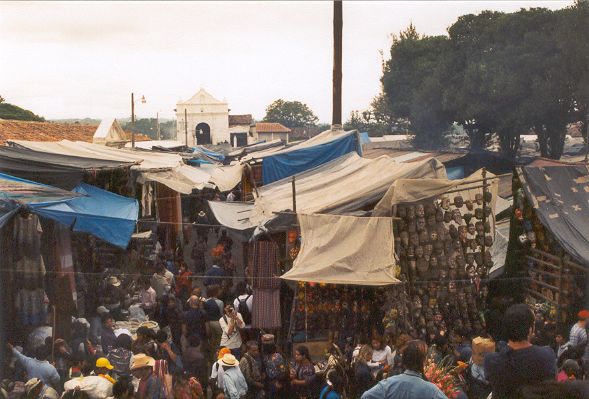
262 131 361 185
193 146 225 162
30 183 138 249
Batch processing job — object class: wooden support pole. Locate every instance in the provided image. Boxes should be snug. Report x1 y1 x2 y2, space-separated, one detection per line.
292 176 297 213
332 0 343 126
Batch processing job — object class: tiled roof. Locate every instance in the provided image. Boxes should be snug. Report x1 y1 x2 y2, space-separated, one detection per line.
255 122 291 133
0 119 149 145
229 114 253 126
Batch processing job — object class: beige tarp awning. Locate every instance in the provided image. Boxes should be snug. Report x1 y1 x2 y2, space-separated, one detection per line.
10 140 182 169
281 214 400 285
207 163 244 192
249 152 446 225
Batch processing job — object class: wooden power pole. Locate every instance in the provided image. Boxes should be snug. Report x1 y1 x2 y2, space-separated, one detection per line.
332 0 343 127
131 92 136 148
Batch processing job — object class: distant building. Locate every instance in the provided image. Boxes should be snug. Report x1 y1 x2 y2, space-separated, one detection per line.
229 114 255 147
254 122 291 143
93 118 130 145
175 88 258 147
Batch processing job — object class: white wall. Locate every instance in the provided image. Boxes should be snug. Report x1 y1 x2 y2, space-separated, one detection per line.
175 102 230 145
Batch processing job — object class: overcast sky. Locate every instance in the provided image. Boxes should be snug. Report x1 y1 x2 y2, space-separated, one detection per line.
0 1 571 123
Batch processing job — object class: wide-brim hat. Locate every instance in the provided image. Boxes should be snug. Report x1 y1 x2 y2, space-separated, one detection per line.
24 378 42 394
131 354 156 371
261 334 275 344
220 353 238 367
108 276 121 287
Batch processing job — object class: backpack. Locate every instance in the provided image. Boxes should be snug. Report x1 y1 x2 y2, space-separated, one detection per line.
237 295 252 325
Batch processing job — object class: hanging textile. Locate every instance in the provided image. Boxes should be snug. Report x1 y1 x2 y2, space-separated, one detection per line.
142 182 154 217
250 240 281 329
251 241 281 289
156 183 183 251
252 289 281 329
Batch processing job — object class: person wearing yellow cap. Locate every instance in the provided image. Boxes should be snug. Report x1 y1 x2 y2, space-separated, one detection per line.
95 357 116 384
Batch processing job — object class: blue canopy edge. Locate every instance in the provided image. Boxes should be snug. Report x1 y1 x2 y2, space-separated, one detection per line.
30 183 138 248
261 132 360 185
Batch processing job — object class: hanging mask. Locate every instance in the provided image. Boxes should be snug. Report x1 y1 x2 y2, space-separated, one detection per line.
454 195 464 208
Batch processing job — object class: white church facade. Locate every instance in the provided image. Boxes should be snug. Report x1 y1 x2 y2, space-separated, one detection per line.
175 89 254 147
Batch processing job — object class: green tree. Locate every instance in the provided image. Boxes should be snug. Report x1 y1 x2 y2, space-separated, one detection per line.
122 118 159 139
382 24 453 148
262 99 319 128
345 93 400 136
0 102 44 122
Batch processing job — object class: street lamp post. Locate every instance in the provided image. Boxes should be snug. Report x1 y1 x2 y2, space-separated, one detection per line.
131 92 146 148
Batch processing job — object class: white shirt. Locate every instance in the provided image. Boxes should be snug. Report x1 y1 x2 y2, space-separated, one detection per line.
219 313 245 349
226 192 236 202
233 294 253 328
210 360 226 388
368 345 394 368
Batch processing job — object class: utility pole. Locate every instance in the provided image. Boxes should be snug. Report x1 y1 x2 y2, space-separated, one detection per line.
131 92 136 148
184 108 188 146
156 112 161 141
332 0 343 128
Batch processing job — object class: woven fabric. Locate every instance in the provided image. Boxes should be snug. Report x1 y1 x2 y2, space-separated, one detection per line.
252 289 281 329
251 241 281 289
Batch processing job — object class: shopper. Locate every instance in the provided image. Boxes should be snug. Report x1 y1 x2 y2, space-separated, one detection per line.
219 303 245 359
221 353 248 399
290 345 316 399
240 341 264 398
484 303 557 398
360 340 448 399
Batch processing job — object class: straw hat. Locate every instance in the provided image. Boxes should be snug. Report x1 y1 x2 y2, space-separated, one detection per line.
261 334 275 344
220 353 238 367
24 378 42 394
108 276 121 287
131 354 156 371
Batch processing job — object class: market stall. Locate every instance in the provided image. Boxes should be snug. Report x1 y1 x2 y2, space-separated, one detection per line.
510 162 589 328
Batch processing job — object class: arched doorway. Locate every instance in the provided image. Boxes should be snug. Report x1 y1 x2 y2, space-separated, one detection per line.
195 122 211 145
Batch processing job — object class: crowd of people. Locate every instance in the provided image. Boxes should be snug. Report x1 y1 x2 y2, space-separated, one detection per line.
3 215 589 398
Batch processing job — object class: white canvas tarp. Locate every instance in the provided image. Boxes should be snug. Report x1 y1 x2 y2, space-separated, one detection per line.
208 200 255 231
9 140 238 193
249 152 446 226
281 214 399 285
206 163 244 192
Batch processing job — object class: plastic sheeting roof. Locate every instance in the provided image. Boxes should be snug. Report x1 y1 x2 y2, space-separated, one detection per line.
519 164 589 268
209 152 446 230
9 139 237 193
0 173 80 204
261 131 360 184
0 146 134 189
30 183 138 248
